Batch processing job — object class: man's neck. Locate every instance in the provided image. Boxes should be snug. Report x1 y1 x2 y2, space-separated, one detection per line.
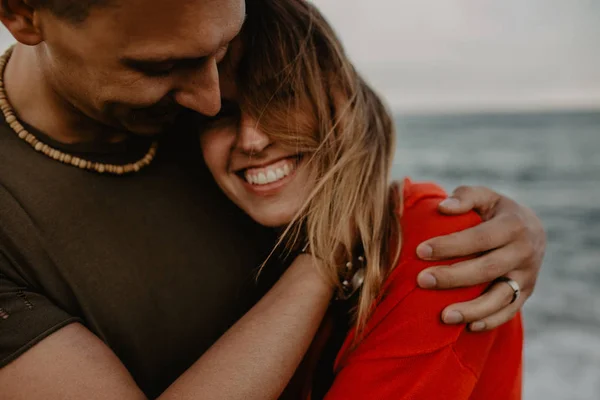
4 44 127 145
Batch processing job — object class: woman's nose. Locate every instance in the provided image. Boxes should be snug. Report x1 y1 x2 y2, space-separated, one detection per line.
236 113 271 154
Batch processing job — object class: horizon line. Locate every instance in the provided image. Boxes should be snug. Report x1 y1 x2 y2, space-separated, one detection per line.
390 105 600 117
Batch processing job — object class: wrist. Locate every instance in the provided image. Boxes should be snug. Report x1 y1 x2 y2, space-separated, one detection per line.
289 253 334 293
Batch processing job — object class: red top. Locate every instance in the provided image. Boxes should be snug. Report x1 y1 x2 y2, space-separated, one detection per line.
323 179 523 400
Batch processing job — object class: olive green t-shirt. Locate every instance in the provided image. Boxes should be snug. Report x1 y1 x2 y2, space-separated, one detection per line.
0 119 278 397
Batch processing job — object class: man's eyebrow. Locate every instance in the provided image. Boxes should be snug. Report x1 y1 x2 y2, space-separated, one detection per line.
120 54 206 67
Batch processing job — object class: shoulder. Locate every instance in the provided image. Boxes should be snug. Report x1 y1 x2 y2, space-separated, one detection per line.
382 178 482 291
397 177 481 249
350 179 486 356
395 176 483 296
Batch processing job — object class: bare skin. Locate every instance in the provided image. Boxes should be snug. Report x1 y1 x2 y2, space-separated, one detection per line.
0 254 333 400
0 0 546 398
3 0 241 143
2 2 338 399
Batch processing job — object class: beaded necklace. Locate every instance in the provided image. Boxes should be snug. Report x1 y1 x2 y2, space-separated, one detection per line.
0 46 158 175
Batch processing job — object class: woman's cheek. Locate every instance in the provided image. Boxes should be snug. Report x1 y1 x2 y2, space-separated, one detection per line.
201 132 234 184
201 132 221 165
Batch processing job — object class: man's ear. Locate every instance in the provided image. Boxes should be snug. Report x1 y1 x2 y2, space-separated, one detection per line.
0 0 43 45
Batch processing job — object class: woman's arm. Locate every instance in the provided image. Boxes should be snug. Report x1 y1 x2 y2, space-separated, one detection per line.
325 318 523 400
161 253 332 399
325 185 524 400
0 254 332 400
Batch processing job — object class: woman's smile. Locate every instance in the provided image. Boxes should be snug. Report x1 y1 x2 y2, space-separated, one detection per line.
236 155 304 196
200 109 313 228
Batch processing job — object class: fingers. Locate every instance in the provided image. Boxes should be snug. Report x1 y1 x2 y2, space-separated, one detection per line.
417 242 528 289
440 271 527 325
438 185 501 216
468 292 524 332
416 212 526 261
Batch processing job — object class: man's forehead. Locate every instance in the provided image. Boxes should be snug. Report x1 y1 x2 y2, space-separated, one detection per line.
102 0 245 56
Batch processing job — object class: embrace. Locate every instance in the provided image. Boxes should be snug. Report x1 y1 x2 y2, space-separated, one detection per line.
0 0 545 399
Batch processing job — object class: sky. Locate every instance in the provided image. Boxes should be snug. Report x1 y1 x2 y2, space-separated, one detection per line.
1 0 599 114
311 0 600 113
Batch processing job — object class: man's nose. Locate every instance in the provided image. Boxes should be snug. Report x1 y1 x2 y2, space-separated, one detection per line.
236 113 271 155
173 59 222 117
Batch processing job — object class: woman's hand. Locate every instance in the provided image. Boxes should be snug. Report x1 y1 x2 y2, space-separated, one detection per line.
414 185 546 331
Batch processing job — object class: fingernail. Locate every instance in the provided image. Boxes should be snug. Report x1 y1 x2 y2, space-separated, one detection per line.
439 198 460 209
417 272 437 289
470 321 486 332
443 310 464 324
416 244 433 259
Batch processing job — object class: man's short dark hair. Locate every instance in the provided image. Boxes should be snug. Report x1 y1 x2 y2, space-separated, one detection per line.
33 0 112 23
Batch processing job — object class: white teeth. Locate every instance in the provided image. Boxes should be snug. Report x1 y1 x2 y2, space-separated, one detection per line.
266 170 277 183
257 172 267 185
244 157 299 186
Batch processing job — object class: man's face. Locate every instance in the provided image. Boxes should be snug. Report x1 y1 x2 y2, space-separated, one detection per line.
37 0 245 135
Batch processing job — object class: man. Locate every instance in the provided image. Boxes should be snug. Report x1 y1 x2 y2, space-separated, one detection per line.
0 0 545 398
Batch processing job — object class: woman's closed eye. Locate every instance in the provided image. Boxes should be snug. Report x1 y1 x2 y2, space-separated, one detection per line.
217 99 241 118
197 99 241 131
209 99 241 123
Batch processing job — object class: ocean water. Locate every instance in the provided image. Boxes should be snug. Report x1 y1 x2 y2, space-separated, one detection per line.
391 111 600 400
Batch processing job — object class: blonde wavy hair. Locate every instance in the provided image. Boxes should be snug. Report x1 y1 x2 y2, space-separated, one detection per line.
238 0 401 334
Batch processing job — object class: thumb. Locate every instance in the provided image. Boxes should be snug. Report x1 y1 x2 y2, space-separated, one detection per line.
437 196 472 215
438 185 499 216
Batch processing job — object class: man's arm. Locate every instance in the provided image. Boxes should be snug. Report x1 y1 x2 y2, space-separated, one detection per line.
415 185 546 331
0 254 332 400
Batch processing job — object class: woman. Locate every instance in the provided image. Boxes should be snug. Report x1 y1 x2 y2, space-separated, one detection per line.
200 0 523 398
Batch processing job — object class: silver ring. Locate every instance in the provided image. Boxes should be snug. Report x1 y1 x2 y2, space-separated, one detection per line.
495 277 520 304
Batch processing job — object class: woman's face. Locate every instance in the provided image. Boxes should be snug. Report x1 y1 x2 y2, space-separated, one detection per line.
200 106 313 228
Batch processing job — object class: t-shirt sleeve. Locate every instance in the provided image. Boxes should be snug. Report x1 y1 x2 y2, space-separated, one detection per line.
0 251 80 367
325 346 480 399
325 182 520 399
325 248 490 397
